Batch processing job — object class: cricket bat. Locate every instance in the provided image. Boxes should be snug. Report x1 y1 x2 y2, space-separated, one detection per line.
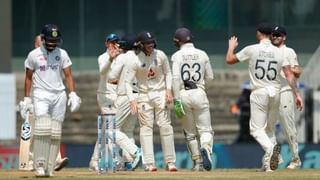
19 111 32 170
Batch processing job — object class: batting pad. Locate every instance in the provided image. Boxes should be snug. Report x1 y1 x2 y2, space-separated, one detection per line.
187 139 201 161
48 120 62 174
200 132 213 151
33 135 50 171
33 116 51 171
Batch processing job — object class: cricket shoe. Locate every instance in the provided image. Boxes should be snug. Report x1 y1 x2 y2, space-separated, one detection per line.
123 162 133 171
260 164 273 173
88 160 99 172
192 161 204 171
35 167 50 177
200 147 212 171
270 144 281 171
278 154 284 165
132 148 142 170
166 162 177 172
54 157 69 171
287 159 301 170
144 164 157 172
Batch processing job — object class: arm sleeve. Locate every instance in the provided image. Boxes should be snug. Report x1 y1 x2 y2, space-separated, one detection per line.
236 46 251 62
108 58 124 81
288 48 299 66
204 53 214 81
171 55 181 99
24 53 35 70
62 50 72 69
99 54 112 74
160 51 172 90
125 61 137 101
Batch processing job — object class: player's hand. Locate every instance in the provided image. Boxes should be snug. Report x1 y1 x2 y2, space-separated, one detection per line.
295 92 304 111
130 100 138 115
68 92 81 112
165 89 173 104
108 44 121 62
228 36 238 49
19 97 33 119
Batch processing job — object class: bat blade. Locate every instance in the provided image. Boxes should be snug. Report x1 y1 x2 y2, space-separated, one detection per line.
18 112 32 171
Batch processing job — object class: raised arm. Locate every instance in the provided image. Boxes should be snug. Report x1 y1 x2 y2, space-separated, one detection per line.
226 36 240 64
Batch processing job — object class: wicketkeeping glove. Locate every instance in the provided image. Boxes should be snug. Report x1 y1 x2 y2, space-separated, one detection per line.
174 99 185 118
19 97 33 119
68 92 81 112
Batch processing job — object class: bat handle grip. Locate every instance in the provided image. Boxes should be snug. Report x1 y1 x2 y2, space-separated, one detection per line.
25 110 30 123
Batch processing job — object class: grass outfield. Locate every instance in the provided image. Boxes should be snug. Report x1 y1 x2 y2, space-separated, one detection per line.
1 168 320 180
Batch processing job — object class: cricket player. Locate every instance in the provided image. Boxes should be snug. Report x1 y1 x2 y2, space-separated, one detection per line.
23 35 69 172
270 26 302 169
171 28 214 171
89 33 121 171
19 24 81 177
107 34 142 170
225 23 304 172
125 31 177 171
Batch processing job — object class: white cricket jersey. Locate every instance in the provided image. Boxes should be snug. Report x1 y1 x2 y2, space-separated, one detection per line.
125 49 172 101
108 50 138 96
24 46 72 92
97 51 117 94
236 39 289 91
279 45 299 92
171 43 214 92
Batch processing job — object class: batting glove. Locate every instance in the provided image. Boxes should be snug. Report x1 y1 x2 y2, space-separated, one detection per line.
68 92 81 112
174 99 185 118
19 97 33 119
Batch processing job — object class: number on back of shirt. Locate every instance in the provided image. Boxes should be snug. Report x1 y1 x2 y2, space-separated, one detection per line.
181 63 201 82
254 59 278 80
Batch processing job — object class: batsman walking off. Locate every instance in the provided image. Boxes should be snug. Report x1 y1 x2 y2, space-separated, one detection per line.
225 23 303 172
19 24 81 177
270 26 302 169
22 35 69 172
125 31 177 172
171 28 214 171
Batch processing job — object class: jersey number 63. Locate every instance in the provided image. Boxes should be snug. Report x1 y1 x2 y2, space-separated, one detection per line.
181 63 201 82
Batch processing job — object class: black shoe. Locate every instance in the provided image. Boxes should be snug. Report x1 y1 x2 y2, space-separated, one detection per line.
200 148 212 171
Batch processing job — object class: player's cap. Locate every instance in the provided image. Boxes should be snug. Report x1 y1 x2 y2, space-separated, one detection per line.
173 27 193 43
119 34 137 50
256 23 272 35
137 31 155 44
272 26 287 36
41 24 61 41
106 33 120 42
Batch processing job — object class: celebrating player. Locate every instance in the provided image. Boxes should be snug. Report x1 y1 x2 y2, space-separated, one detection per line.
171 28 214 171
270 26 302 169
89 33 122 171
125 31 177 171
225 23 303 172
107 34 142 170
19 24 81 177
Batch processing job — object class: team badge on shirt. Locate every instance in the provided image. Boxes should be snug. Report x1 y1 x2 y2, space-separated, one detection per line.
147 68 156 79
55 56 60 61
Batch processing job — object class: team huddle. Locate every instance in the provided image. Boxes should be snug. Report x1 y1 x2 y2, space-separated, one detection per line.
18 23 303 177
